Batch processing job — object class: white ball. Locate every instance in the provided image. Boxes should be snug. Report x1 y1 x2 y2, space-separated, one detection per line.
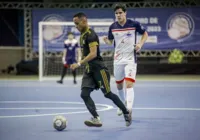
53 115 67 131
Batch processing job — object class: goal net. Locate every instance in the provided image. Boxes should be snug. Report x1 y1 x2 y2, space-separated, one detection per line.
38 21 114 81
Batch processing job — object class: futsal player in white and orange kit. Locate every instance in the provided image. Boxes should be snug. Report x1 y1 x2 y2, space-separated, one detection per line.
103 3 148 118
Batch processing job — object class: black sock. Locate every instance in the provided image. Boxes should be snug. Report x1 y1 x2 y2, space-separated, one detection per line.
81 88 99 118
83 96 99 118
105 92 129 114
72 70 76 81
60 66 67 81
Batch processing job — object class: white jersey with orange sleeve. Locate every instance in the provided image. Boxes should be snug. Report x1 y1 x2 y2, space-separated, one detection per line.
108 19 146 65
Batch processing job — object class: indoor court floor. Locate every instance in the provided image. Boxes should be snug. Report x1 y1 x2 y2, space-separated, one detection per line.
0 76 200 140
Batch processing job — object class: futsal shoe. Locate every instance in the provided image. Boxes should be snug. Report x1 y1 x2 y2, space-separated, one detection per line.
57 80 63 84
84 117 102 127
123 110 132 127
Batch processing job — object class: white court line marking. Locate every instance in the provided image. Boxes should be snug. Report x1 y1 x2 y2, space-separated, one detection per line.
0 101 113 119
0 84 199 88
0 101 200 119
0 101 107 105
1 107 200 111
0 107 89 110
132 107 200 111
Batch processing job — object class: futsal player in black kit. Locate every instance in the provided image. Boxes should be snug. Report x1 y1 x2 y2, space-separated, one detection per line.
70 12 132 127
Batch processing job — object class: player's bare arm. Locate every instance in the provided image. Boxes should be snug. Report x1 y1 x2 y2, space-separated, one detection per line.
103 36 113 45
70 45 97 70
62 49 67 64
77 47 82 62
63 49 67 58
135 31 148 52
80 44 97 64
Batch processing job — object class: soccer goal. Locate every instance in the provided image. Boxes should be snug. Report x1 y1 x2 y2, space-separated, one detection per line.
38 21 114 81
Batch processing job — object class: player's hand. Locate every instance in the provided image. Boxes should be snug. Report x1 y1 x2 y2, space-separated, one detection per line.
70 63 80 70
103 36 109 44
103 36 113 45
135 43 143 52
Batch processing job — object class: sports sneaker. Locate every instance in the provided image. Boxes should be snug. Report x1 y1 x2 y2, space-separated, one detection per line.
57 80 63 84
84 116 102 127
123 110 132 127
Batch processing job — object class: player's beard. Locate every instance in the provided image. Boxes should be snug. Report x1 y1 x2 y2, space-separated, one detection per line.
80 27 88 33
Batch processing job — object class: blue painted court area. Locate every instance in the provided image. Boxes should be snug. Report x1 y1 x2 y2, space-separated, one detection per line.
0 80 200 140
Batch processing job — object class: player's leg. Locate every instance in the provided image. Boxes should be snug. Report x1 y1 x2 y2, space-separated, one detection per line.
81 87 102 127
71 59 77 84
57 64 68 84
124 63 137 118
81 72 102 127
94 68 132 126
114 64 126 116
72 69 77 84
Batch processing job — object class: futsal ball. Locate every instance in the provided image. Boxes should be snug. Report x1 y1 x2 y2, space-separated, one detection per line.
53 115 67 131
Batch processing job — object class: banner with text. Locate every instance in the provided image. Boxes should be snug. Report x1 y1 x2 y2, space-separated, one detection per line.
32 7 200 51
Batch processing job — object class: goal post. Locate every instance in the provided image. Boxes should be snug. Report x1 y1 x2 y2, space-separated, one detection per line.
38 21 114 81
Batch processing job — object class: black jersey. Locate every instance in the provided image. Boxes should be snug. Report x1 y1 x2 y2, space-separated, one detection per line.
80 28 105 69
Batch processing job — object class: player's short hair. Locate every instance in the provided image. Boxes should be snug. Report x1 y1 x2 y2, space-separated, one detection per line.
73 12 87 19
114 3 127 12
67 32 74 36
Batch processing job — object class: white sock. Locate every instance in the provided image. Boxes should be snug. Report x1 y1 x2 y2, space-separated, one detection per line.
126 87 134 110
118 89 125 103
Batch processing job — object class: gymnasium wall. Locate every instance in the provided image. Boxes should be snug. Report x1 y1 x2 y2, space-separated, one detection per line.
0 47 24 73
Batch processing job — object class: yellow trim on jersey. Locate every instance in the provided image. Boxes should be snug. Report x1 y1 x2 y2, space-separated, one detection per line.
81 27 90 35
100 70 110 93
89 41 98 48
80 28 90 46
85 63 90 73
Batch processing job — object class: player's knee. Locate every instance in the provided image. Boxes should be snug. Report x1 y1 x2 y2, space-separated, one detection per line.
116 81 124 90
117 83 123 90
80 91 89 100
80 88 92 100
126 83 134 88
125 79 135 88
104 92 113 99
80 93 87 100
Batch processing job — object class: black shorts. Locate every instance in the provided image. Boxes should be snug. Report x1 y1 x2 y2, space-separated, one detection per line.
81 67 111 95
66 58 76 64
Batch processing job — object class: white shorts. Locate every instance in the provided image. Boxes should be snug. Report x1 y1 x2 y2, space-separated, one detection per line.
114 63 137 84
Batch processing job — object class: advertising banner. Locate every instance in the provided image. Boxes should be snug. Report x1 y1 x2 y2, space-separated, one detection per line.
32 7 200 51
